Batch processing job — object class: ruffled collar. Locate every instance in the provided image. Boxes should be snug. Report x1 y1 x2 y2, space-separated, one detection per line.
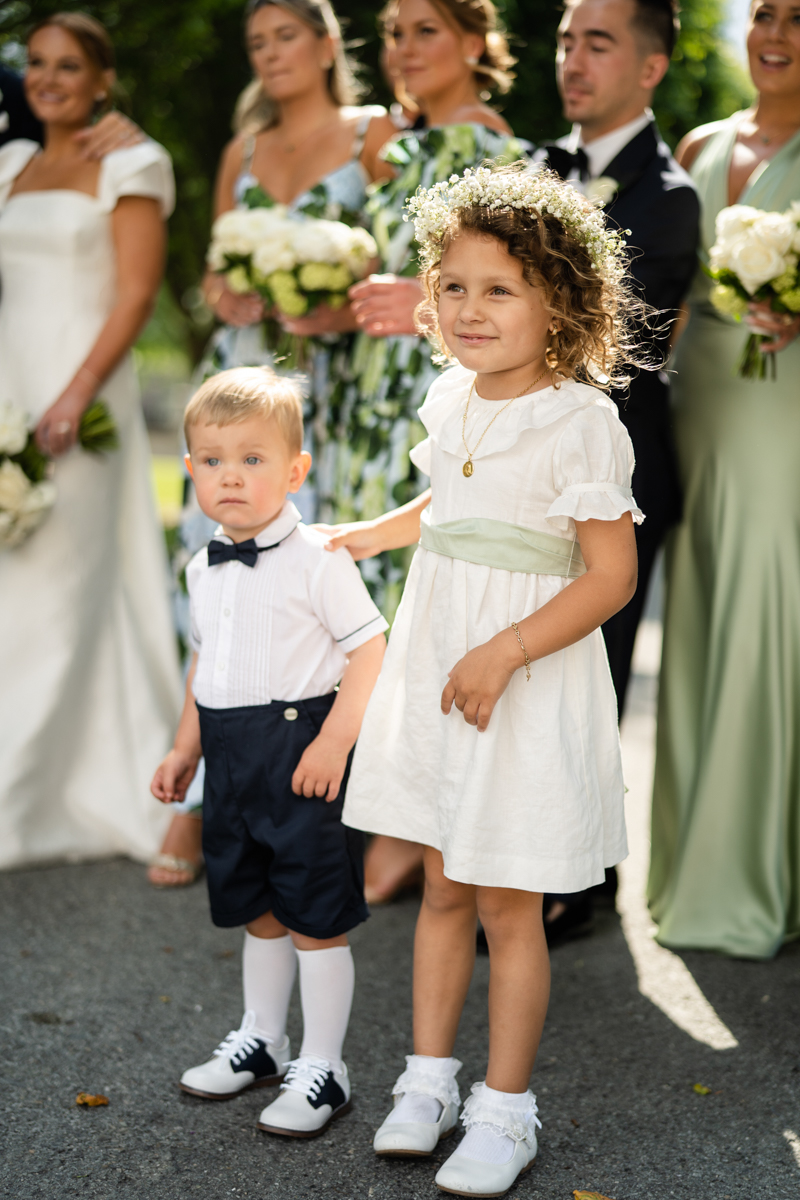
417 365 618 460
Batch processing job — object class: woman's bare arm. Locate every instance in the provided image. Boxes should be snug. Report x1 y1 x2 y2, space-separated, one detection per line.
35 194 165 456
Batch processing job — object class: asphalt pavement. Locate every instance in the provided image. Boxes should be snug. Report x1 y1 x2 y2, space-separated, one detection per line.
2 667 799 1200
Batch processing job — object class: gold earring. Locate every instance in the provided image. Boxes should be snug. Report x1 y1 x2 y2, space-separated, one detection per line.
95 93 107 102
545 330 559 371
465 55 479 65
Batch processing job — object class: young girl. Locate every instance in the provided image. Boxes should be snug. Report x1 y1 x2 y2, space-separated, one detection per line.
325 164 643 1197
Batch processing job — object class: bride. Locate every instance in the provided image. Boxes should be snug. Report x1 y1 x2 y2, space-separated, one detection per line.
0 13 182 868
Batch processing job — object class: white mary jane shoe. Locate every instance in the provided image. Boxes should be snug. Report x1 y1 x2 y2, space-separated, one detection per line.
373 1053 462 1156
434 1136 537 1197
373 1097 460 1156
434 1081 541 1197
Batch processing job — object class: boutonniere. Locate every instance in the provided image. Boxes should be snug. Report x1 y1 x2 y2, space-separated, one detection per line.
585 176 618 207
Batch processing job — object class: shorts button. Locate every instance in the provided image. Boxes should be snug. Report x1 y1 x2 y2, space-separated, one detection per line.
283 707 299 721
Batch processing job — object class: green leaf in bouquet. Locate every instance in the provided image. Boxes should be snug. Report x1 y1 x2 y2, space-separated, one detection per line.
79 401 119 454
10 434 48 483
241 183 277 209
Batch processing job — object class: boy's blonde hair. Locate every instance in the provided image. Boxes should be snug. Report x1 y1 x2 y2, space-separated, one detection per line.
184 367 304 455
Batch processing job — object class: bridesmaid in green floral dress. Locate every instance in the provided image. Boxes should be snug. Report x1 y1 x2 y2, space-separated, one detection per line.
649 0 800 958
316 0 527 624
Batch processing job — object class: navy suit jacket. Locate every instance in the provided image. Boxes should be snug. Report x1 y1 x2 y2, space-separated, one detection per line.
541 122 700 529
0 65 43 147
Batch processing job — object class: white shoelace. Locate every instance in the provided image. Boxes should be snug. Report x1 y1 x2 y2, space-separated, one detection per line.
211 1011 264 1067
280 1055 332 1098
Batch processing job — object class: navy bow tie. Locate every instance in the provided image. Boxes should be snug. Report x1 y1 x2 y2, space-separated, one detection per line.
207 538 265 568
542 144 590 183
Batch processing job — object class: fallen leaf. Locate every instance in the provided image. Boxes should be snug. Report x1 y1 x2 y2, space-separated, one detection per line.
162 946 173 954
159 995 171 1003
693 1083 712 1095
574 1192 614 1200
29 1011 61 1025
571 1118 580 1127
76 1093 108 1107
217 949 235 959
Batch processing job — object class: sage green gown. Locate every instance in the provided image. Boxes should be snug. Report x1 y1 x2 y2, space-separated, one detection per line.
648 115 800 959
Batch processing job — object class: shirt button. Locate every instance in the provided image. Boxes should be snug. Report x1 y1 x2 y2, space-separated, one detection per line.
283 707 299 721
217 662 225 672
223 608 231 617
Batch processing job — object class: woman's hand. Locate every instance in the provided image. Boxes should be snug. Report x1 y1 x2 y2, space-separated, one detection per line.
348 273 425 337
315 520 383 561
74 112 144 160
441 630 521 733
35 385 92 457
746 300 800 353
208 283 265 328
279 301 359 337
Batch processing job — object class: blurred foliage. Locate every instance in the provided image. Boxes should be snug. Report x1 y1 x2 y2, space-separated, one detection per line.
2 0 750 358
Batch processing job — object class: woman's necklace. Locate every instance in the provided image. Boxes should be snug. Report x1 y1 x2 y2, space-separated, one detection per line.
461 368 549 478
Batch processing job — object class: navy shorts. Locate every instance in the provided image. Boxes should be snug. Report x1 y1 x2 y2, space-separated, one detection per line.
197 695 368 938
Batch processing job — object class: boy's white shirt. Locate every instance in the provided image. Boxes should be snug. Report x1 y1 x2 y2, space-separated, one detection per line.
187 499 388 709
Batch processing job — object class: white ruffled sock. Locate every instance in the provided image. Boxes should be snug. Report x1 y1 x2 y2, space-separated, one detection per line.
454 1083 535 1166
386 1054 462 1125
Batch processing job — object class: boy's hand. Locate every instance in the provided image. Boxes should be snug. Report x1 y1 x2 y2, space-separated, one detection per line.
441 632 520 733
292 733 350 802
150 749 200 804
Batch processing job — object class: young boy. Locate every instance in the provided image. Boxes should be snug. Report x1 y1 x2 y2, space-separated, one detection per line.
151 367 387 1137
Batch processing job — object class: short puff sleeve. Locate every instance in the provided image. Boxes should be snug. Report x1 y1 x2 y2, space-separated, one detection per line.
97 141 175 218
547 403 644 532
0 139 38 209
309 547 389 654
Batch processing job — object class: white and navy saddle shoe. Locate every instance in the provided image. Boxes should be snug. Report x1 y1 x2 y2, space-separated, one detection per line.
179 1010 291 1099
257 1055 351 1137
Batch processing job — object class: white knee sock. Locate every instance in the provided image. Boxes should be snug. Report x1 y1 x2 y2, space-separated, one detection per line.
242 932 297 1045
296 945 354 1071
455 1084 533 1165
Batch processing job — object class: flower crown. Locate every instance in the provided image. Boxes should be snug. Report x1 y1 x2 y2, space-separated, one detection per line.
405 164 628 286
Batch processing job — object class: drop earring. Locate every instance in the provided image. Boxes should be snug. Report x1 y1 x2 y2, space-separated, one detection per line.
545 327 559 371
465 55 479 65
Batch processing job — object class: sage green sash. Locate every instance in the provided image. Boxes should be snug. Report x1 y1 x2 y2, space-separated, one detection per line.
420 516 585 577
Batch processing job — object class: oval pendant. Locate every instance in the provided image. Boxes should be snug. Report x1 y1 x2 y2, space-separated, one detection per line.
463 460 474 478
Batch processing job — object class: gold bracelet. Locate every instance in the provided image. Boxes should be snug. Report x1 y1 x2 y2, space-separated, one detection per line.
510 621 531 682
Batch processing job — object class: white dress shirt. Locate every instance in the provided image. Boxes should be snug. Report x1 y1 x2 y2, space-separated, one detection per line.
187 501 388 709
566 109 653 178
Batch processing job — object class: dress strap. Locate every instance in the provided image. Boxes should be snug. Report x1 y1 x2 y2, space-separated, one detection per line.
240 133 257 178
350 109 377 161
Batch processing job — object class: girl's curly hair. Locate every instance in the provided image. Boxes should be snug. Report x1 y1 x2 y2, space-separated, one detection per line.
416 187 656 391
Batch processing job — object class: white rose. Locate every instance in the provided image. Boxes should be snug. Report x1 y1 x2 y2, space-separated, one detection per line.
292 220 339 265
752 211 795 255
715 205 762 242
0 460 32 512
727 233 789 295
211 211 258 256
0 402 29 455
252 236 296 276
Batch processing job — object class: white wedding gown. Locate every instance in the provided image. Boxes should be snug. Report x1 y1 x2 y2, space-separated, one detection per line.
0 139 182 868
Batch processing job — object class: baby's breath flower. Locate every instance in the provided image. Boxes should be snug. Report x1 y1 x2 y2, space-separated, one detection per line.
405 164 628 287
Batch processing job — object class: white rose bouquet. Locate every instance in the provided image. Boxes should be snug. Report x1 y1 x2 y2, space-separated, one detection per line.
207 205 377 319
706 202 800 378
0 400 118 549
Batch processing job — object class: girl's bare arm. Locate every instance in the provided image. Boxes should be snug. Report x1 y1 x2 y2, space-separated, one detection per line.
317 489 432 561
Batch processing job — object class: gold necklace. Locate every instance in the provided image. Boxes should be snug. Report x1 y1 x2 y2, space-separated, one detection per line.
461 368 549 478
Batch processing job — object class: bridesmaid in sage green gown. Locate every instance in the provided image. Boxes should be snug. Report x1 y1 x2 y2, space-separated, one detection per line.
648 0 800 959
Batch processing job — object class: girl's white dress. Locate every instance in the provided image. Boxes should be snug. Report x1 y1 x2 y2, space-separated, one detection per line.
342 365 643 893
0 140 182 869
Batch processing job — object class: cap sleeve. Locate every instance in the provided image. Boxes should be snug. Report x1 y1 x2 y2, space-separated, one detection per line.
546 402 644 531
310 546 388 654
97 140 175 217
0 139 38 209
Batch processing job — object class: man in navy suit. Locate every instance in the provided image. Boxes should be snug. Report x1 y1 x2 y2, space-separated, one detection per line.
538 0 700 941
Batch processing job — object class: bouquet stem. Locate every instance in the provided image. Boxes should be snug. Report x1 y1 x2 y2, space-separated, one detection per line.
737 332 778 381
